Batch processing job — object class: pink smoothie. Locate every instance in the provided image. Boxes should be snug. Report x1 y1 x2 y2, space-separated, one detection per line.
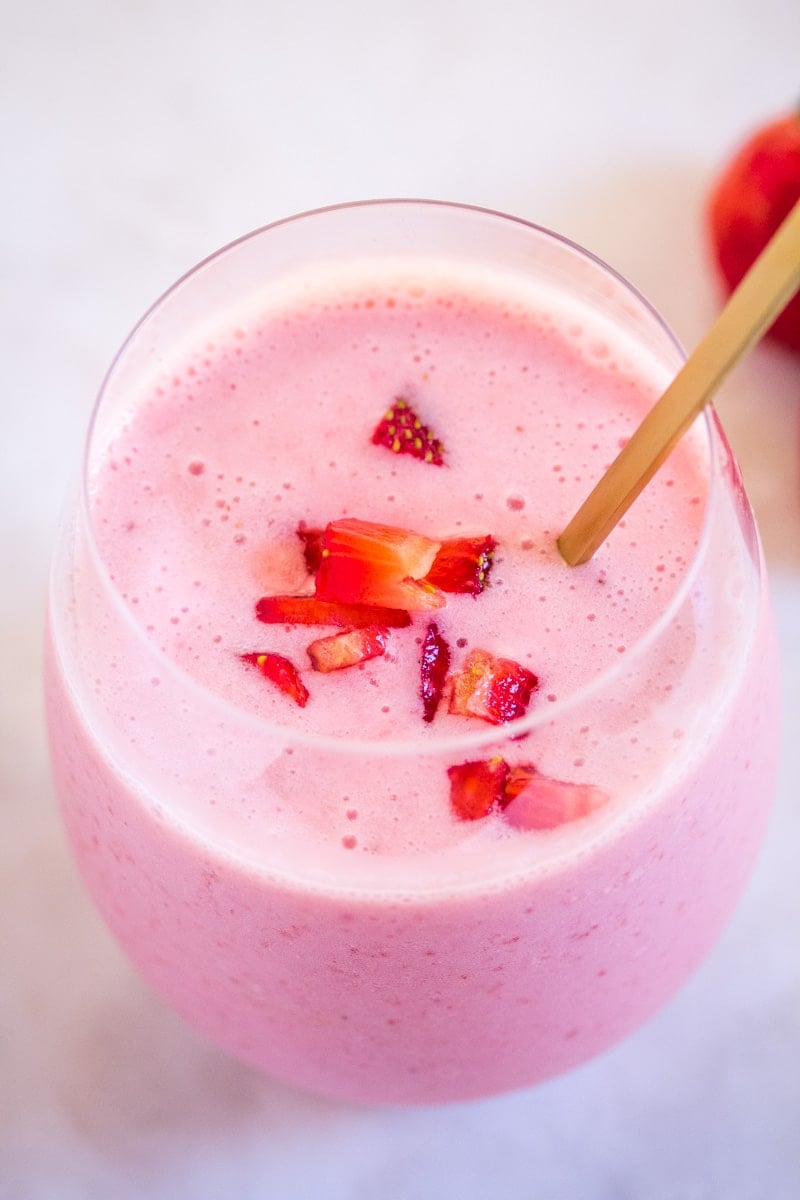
46 211 780 1103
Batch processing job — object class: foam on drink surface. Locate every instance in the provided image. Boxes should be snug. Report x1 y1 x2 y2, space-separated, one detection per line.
84 264 711 881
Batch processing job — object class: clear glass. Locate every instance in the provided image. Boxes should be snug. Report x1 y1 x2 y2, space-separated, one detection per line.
45 201 780 1104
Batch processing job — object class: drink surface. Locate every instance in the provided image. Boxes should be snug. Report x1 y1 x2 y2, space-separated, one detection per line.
79 265 718 879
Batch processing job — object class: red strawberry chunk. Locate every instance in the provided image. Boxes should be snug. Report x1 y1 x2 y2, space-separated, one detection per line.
256 595 411 628
371 397 445 466
425 535 497 595
296 523 325 574
448 649 539 724
307 626 388 672
419 622 451 723
448 757 510 821
315 518 445 612
446 755 608 828
503 774 609 831
241 651 310 707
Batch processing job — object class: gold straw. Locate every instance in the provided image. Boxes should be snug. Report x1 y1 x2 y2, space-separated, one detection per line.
558 198 800 566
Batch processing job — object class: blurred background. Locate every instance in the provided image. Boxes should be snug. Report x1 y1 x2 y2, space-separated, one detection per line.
1 2 798 1196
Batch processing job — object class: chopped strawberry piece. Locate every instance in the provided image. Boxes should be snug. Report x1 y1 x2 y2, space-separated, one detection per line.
448 757 510 821
444 752 607 828
448 649 539 724
425 535 497 595
503 774 609 831
371 397 445 466
307 626 388 672
420 622 451 723
296 523 325 574
315 518 445 612
446 756 608 828
241 651 310 707
256 595 411 628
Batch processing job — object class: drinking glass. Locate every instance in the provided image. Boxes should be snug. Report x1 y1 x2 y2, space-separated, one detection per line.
46 201 780 1104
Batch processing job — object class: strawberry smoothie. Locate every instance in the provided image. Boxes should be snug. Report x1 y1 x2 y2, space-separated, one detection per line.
46 202 780 1103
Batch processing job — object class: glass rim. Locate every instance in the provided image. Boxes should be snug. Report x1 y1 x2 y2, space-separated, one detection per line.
78 197 729 758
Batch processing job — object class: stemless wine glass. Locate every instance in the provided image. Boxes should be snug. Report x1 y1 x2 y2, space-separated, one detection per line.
45 201 780 1104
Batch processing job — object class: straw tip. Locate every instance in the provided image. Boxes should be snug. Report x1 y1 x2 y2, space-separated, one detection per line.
556 529 591 567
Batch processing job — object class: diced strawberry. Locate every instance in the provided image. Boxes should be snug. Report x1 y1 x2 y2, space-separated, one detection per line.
307 626 388 672
419 622 451 723
503 774 609 831
315 518 445 612
448 649 539 724
371 397 445 466
241 651 310 707
446 756 608 827
255 595 411 628
296 523 325 574
448 757 510 821
425 535 497 595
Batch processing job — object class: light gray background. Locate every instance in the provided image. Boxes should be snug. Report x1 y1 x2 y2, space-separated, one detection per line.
2 2 799 1197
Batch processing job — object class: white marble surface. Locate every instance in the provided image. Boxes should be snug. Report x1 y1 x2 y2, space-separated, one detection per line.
2 2 799 1196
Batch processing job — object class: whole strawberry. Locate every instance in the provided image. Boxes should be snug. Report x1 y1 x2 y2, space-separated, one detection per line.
708 110 800 352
